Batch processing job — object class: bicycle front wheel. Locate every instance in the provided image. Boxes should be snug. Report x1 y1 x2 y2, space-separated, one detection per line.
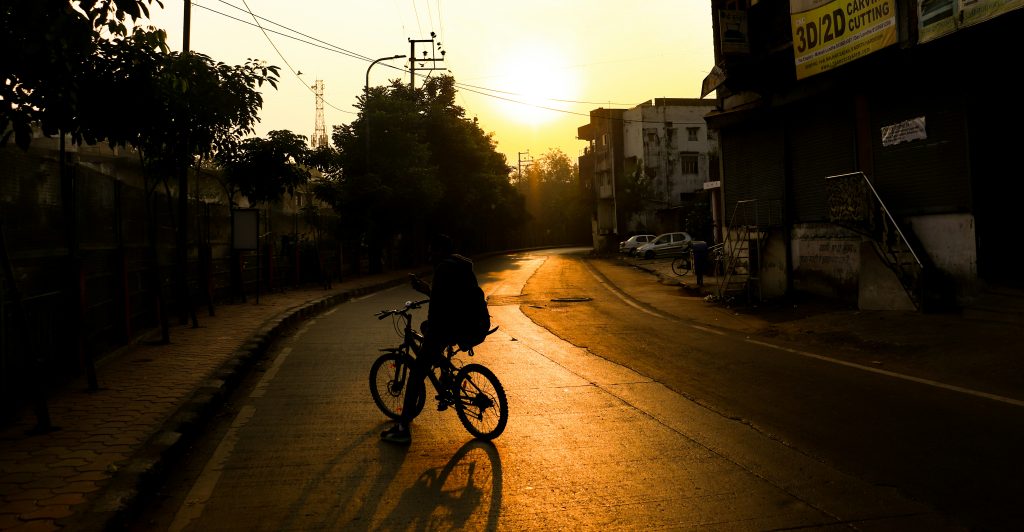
454 363 508 440
369 351 425 420
671 255 691 276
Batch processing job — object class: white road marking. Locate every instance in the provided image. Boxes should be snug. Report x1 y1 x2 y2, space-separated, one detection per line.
169 346 297 529
168 405 256 532
745 338 1024 408
582 256 1024 408
583 261 668 319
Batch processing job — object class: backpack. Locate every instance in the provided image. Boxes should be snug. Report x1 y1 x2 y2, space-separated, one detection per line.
453 257 491 351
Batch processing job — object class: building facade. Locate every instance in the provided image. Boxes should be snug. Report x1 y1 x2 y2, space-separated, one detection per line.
704 0 1022 311
578 99 718 252
621 98 719 235
578 108 625 252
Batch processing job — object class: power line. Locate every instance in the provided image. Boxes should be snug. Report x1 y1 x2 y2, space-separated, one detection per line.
453 80 636 106
411 0 423 36
189 1 690 121
225 0 357 114
213 0 372 62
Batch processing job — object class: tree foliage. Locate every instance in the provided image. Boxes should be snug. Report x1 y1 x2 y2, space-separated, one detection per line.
517 149 590 246
0 0 164 148
217 130 311 206
318 74 526 270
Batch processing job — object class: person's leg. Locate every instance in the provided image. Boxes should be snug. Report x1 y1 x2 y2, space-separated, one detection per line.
381 335 441 444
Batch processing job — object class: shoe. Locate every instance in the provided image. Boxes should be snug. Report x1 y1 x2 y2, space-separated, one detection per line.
380 424 411 444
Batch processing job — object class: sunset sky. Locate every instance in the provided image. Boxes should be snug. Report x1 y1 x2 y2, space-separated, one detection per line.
143 1 715 169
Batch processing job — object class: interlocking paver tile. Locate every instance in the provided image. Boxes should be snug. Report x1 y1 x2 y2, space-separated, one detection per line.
0 271 421 531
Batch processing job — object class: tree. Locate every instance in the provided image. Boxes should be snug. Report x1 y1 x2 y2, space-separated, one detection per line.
419 76 526 256
328 79 438 272
0 0 164 149
219 130 311 205
517 149 589 247
318 73 527 272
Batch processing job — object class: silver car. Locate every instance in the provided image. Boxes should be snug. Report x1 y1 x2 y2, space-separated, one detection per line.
637 231 693 259
619 234 655 256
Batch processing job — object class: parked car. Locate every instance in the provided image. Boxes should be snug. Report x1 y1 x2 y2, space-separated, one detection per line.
619 234 655 256
637 231 693 259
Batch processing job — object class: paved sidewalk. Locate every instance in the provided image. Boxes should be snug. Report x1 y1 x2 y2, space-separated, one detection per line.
0 269 425 531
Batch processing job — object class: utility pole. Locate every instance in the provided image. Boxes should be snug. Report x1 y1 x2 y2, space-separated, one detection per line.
518 151 533 182
183 0 191 52
177 0 196 329
408 32 446 91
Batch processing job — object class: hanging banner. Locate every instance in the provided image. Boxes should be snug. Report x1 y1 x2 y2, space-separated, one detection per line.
919 0 1024 43
790 0 898 80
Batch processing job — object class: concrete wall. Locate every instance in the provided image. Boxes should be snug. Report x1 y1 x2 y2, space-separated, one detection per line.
908 213 977 301
858 241 917 311
760 229 788 299
785 215 976 310
791 223 862 303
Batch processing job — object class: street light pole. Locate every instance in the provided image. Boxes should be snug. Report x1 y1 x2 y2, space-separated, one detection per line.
365 55 406 166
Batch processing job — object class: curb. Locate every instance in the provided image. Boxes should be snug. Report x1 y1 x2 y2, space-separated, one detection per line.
59 274 418 531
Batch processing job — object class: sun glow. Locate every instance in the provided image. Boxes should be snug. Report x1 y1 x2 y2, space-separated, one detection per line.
488 47 579 126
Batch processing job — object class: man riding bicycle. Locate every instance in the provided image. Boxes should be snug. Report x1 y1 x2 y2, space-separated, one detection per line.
380 233 479 444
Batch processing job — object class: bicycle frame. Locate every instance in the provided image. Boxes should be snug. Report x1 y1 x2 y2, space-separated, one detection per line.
378 301 468 406
371 297 508 439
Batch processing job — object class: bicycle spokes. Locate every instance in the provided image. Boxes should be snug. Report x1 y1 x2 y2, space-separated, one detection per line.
460 379 495 413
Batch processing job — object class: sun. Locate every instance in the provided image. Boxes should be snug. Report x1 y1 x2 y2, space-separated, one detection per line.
490 47 578 126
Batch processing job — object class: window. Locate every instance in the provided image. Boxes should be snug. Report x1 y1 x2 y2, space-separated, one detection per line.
680 153 698 175
687 127 700 142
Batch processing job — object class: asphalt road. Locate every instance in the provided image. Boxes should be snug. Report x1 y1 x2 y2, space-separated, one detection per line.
126 248 1003 531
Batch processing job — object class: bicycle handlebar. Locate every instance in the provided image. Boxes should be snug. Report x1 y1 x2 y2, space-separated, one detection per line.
375 299 430 320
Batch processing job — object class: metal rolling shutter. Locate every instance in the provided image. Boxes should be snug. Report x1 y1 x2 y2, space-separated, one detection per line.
787 97 857 223
870 92 970 216
721 118 785 224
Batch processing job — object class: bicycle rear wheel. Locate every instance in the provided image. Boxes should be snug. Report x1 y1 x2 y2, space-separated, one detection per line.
671 255 691 276
453 363 508 440
369 351 425 420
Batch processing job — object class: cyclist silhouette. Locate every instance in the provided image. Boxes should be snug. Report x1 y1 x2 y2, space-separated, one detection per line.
381 233 477 444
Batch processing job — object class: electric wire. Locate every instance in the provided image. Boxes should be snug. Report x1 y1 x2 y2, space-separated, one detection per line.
213 0 372 62
189 1 707 124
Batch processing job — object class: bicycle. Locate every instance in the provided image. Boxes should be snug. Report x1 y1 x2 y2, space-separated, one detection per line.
672 243 725 276
671 250 694 276
369 299 508 441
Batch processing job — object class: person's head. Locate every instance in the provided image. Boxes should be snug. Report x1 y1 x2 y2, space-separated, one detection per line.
428 233 454 263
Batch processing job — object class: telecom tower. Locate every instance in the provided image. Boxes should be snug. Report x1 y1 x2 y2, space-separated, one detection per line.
311 80 328 149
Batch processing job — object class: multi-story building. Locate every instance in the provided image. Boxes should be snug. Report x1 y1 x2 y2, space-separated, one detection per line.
621 98 718 236
578 99 718 252
703 0 1022 311
577 108 624 252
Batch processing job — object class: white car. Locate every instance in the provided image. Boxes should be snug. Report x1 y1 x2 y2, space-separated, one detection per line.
637 231 693 259
619 234 655 256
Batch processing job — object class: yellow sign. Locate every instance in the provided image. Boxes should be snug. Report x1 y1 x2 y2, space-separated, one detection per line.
919 0 1024 43
790 0 898 79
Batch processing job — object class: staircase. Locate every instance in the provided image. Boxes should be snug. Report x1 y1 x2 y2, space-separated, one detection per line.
716 199 774 304
825 171 954 312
